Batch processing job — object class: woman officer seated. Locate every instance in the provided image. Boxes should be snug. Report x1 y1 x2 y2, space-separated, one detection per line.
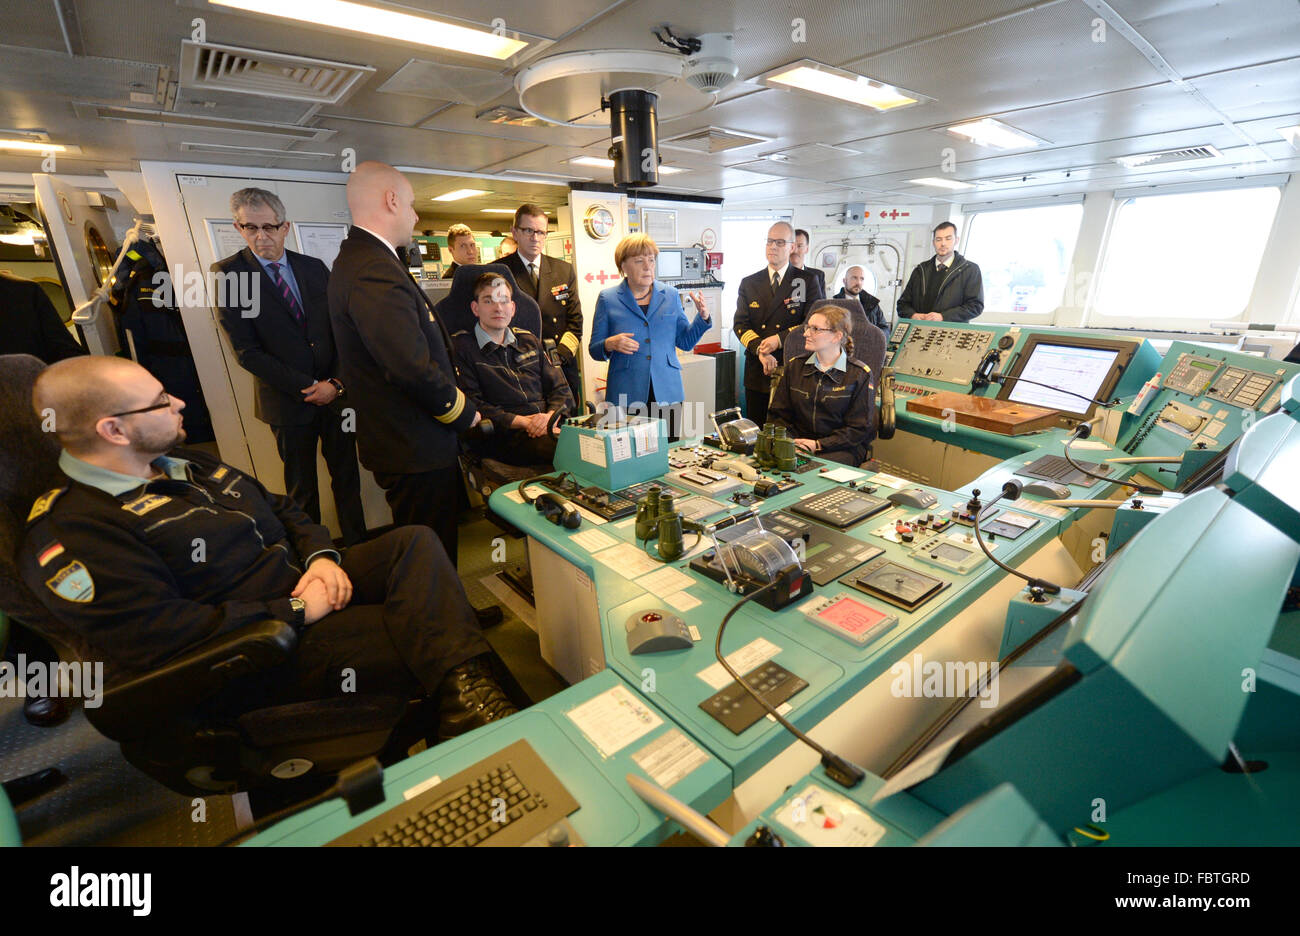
768 304 875 465
588 233 710 440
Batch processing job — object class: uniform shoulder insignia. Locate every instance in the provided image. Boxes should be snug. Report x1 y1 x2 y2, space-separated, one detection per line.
510 326 528 334
27 487 67 524
849 358 870 372
451 329 468 337
46 560 94 603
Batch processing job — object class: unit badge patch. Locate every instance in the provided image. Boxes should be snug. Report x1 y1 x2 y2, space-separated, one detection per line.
46 561 94 603
122 494 171 515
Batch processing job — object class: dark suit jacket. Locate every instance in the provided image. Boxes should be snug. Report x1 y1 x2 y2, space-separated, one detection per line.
212 247 335 426
0 273 85 363
327 226 475 474
798 265 827 299
500 251 583 364
733 266 824 391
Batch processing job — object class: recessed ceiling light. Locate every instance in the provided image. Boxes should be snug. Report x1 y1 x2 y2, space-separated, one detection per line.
1278 125 1300 148
0 139 68 153
945 118 1047 150
208 0 528 60
433 188 489 201
567 156 685 174
757 60 929 112
480 209 518 214
908 177 974 190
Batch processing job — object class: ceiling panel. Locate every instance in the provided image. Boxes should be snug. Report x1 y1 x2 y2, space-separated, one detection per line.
2 2 68 53
418 104 608 148
1106 0 1300 77
312 116 537 171
318 86 449 127
1189 59 1300 124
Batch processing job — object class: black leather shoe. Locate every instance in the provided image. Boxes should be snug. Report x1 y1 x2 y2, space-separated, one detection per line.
24 695 69 727
474 605 504 628
437 657 518 741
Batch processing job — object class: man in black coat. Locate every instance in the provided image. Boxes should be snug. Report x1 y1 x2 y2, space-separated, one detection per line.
733 221 824 425
834 265 889 332
500 204 584 405
0 272 85 363
327 162 501 627
896 222 984 322
213 187 365 545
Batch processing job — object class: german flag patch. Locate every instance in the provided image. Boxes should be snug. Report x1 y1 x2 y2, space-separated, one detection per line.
37 541 65 567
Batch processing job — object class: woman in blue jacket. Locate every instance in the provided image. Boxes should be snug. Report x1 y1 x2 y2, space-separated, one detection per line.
589 234 711 439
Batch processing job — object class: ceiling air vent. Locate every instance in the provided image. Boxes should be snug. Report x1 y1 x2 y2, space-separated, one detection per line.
1114 145 1222 169
661 126 770 154
179 40 374 105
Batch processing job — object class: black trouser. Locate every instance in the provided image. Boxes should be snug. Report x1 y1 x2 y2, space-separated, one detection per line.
238 527 489 708
271 408 366 546
373 464 461 567
645 381 683 444
817 448 861 466
746 387 770 428
484 429 557 468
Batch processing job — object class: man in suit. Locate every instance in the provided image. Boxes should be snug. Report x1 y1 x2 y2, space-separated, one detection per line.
896 222 984 322
327 162 501 628
501 204 584 406
442 223 479 279
0 273 86 363
733 221 825 426
792 229 827 298
213 187 366 545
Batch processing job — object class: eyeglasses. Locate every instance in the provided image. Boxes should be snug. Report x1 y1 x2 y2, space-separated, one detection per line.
766 238 789 247
515 226 547 238
236 222 287 235
110 393 172 418
804 325 836 334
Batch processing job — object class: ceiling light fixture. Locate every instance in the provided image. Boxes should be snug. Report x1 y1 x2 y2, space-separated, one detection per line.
1278 125 1300 148
567 156 685 174
433 188 490 201
208 0 528 59
757 60 928 111
479 209 518 214
945 118 1048 150
907 177 974 190
0 139 68 153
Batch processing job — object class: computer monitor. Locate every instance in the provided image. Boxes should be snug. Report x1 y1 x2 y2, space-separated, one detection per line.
996 334 1138 420
656 249 683 280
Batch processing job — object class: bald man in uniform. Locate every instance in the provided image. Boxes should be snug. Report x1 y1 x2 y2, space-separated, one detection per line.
18 355 516 739
328 162 501 626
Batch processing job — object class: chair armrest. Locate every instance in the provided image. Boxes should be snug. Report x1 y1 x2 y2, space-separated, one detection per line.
89 619 297 740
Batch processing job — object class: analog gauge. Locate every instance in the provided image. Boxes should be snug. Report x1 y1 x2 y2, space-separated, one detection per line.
583 205 616 240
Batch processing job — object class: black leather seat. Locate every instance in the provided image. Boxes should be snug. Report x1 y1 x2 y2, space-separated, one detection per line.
0 354 428 799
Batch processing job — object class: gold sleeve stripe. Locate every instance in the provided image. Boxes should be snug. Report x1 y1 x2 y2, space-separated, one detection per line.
740 330 761 347
435 388 467 425
559 332 581 355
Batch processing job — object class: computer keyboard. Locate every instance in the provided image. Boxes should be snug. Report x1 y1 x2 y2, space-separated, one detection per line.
1016 454 1113 487
329 739 579 847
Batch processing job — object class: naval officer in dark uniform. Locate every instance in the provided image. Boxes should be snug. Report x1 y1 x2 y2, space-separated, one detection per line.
452 272 573 467
733 221 824 426
19 355 516 737
500 204 584 406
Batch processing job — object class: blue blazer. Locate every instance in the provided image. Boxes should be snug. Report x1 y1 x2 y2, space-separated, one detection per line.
589 279 711 406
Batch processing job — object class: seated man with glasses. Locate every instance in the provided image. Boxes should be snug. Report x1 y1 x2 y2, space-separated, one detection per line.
500 204 584 406
452 272 574 467
768 304 875 466
19 355 518 740
212 187 366 546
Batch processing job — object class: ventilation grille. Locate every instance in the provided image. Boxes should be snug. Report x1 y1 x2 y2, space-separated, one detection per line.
1114 145 1223 169
761 142 862 165
179 40 373 104
662 126 770 153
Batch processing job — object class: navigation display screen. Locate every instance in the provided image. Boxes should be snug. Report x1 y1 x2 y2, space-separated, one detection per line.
1005 343 1120 415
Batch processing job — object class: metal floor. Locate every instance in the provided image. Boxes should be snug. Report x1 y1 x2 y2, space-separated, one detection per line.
0 513 567 846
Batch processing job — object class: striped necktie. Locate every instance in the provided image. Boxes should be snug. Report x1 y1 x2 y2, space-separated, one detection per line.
269 261 304 325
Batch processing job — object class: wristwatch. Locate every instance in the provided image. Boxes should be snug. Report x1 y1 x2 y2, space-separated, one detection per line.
327 378 345 396
289 597 307 628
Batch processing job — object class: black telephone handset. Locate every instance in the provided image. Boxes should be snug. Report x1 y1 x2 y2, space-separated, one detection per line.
878 367 897 440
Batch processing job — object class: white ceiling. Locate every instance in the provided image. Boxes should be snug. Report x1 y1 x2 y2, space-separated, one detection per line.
0 0 1296 219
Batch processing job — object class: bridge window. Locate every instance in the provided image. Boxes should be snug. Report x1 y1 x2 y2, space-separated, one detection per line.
1094 186 1281 320
963 203 1084 320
